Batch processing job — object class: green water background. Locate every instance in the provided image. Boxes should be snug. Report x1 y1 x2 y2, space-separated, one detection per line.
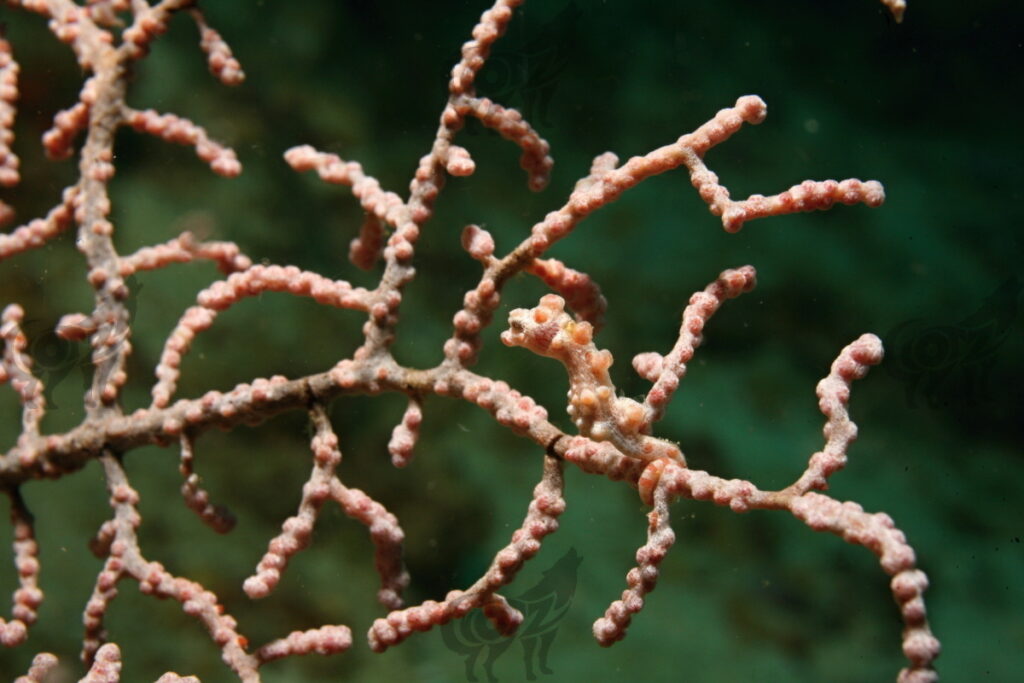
0 1 1020 681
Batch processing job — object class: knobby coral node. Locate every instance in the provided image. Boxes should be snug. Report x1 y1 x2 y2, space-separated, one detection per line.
0 0 934 681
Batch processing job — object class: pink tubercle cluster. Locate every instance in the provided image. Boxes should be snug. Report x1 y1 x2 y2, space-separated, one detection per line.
284 145 408 269
526 257 608 330
0 0 936 681
450 94 554 191
368 455 565 652
125 109 241 177
243 405 408 613
151 264 370 408
191 8 245 87
639 265 757 424
117 230 253 277
502 293 686 464
0 187 76 260
547 332 940 680
0 36 19 215
592 483 676 646
0 488 40 649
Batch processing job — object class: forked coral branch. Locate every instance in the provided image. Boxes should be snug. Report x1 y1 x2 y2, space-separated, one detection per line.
0 0 937 681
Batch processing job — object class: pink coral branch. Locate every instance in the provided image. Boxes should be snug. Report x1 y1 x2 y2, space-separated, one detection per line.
124 108 242 178
647 456 940 680
526 257 608 331
178 434 236 534
0 490 41 647
80 642 121 683
75 641 203 682
445 93 881 373
368 454 564 652
43 99 90 161
790 333 886 494
1 305 45 441
156 674 200 683
0 186 78 262
563 331 937 678
118 230 252 276
284 145 405 270
255 625 352 664
639 265 757 424
454 94 553 191
151 265 370 408
523 96 770 254
387 394 423 468
13 651 58 682
449 0 522 97
679 96 884 232
790 493 939 683
189 7 245 86
0 34 19 194
502 294 685 465
117 0 193 62
83 453 261 678
593 481 675 646
0 0 936 680
244 404 408 612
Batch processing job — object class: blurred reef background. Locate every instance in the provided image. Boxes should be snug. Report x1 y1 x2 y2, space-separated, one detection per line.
1 0 1021 681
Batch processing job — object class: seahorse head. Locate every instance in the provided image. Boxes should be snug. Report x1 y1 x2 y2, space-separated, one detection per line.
502 294 593 360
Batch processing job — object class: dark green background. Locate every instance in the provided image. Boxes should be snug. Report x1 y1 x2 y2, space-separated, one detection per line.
1 0 1020 681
